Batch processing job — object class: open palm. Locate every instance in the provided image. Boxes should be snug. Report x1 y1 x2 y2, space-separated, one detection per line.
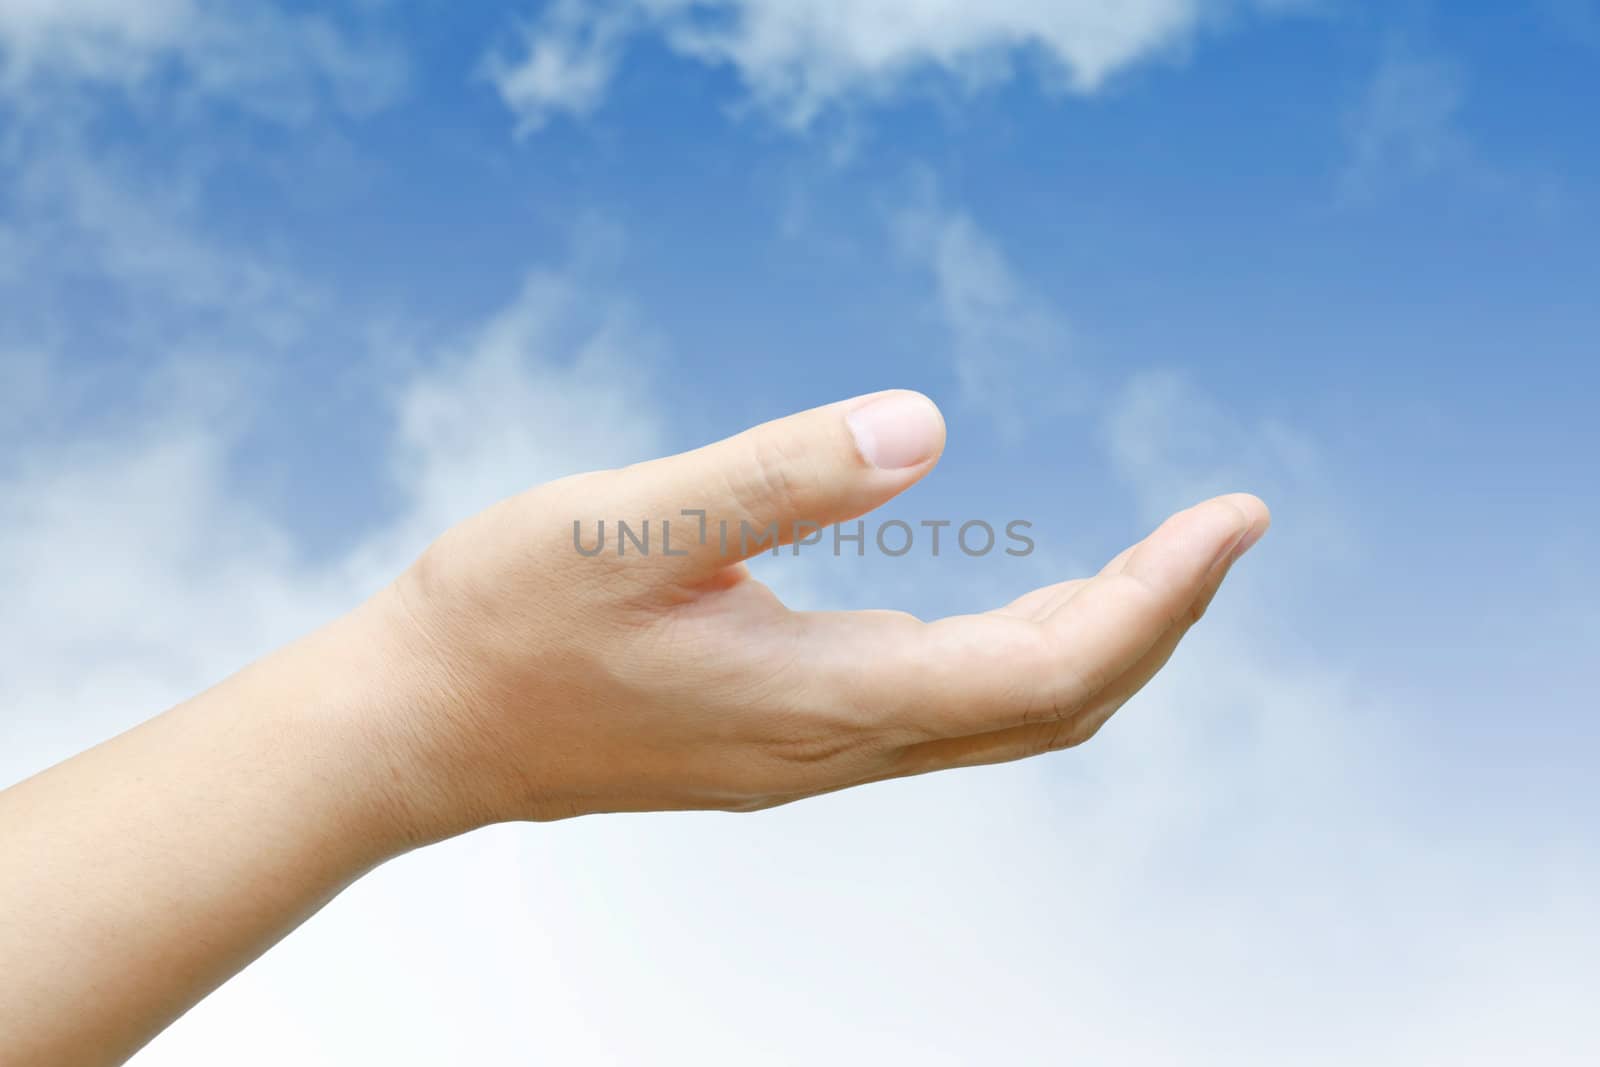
380 391 1270 831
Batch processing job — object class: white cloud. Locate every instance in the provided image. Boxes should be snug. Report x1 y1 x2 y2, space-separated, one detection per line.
2 139 313 349
0 0 406 120
345 270 669 592
1342 42 1469 194
482 0 633 135
0 131 664 779
1103 368 1354 567
1339 41 1568 212
488 0 1301 130
892 185 1076 432
0 0 193 84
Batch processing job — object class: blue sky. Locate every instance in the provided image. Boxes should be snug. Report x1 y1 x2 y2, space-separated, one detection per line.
2 2 1597 1063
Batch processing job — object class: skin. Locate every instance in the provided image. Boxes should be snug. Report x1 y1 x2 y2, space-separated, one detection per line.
0 391 1269 1066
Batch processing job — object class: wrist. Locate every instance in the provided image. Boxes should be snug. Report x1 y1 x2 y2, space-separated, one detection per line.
317 585 507 850
230 595 478 866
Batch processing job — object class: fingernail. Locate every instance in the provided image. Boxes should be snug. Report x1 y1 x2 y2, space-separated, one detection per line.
847 392 944 470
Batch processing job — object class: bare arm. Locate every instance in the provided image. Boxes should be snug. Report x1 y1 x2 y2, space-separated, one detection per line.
0 599 434 1065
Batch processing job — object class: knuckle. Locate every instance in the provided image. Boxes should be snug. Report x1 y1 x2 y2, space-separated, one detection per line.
730 433 811 524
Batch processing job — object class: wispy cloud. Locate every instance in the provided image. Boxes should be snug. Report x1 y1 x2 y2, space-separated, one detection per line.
891 182 1075 433
1 274 668 785
1103 368 1352 562
482 0 633 136
487 0 1302 131
1342 41 1470 195
1338 39 1570 214
0 0 407 122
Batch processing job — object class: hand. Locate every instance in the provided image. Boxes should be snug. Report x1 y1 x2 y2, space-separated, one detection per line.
0 390 1268 1065
373 391 1269 835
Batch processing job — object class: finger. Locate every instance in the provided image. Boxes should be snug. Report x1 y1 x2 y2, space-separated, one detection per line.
609 391 946 575
824 494 1269 739
745 551 1244 808
991 527 1147 622
890 529 1246 776
1027 493 1268 717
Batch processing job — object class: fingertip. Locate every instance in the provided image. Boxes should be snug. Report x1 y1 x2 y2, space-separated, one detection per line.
1217 492 1270 525
1215 492 1271 561
845 390 946 471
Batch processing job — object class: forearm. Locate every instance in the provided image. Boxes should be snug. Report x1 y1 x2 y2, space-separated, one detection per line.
0 597 428 1067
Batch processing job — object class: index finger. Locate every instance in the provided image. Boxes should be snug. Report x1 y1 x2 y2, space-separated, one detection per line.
816 494 1268 739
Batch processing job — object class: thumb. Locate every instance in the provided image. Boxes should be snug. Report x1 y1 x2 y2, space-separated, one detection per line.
616 390 946 573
